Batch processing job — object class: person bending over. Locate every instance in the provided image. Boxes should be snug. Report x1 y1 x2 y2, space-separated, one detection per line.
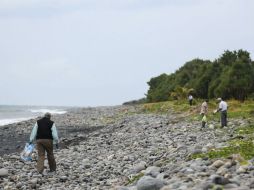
29 112 59 174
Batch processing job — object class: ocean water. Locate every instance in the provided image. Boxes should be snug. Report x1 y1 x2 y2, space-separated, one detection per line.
0 105 67 126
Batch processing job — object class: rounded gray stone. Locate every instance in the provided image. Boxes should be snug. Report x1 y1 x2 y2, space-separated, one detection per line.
0 168 8 177
137 176 164 190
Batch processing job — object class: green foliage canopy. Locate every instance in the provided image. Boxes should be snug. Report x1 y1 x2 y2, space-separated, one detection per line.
146 50 254 102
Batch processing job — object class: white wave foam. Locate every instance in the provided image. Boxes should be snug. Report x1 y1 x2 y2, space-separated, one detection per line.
0 117 33 126
30 109 67 114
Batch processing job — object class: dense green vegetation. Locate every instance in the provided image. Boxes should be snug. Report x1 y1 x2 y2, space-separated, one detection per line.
147 50 254 102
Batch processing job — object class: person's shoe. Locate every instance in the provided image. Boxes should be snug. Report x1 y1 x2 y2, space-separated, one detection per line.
32 171 44 177
47 171 56 176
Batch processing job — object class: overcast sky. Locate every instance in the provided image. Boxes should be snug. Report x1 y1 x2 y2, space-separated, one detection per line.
0 0 253 107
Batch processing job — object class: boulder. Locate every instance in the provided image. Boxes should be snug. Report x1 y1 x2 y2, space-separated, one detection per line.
137 176 164 190
0 168 8 177
211 160 224 168
144 166 161 177
129 161 147 174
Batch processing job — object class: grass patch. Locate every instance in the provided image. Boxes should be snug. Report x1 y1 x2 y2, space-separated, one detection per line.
190 124 254 161
227 100 254 119
141 101 173 113
235 125 254 135
141 99 254 119
191 139 254 160
141 100 194 114
126 173 144 185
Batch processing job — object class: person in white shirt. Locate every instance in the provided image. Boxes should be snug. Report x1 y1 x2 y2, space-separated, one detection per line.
214 98 228 127
188 94 193 106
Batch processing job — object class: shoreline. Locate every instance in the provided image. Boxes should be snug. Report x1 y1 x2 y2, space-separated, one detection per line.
0 105 127 156
0 104 70 127
0 117 34 127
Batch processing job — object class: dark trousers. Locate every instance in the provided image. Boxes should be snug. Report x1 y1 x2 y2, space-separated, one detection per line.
201 113 206 128
189 100 193 106
36 139 56 173
221 111 227 127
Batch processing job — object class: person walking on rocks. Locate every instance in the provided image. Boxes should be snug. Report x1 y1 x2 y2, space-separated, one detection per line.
214 98 228 128
29 112 59 174
200 99 208 128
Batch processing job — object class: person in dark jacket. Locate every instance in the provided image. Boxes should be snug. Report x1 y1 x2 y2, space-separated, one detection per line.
29 112 59 174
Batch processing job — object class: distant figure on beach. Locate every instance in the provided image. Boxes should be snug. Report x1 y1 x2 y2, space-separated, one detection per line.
200 99 208 128
213 98 228 128
29 112 59 174
188 94 193 106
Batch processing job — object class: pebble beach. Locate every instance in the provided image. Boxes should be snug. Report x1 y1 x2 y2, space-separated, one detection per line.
0 105 254 190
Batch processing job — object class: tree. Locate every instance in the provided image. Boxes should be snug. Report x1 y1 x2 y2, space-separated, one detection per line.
170 86 195 100
146 50 254 103
224 61 253 101
147 74 170 102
